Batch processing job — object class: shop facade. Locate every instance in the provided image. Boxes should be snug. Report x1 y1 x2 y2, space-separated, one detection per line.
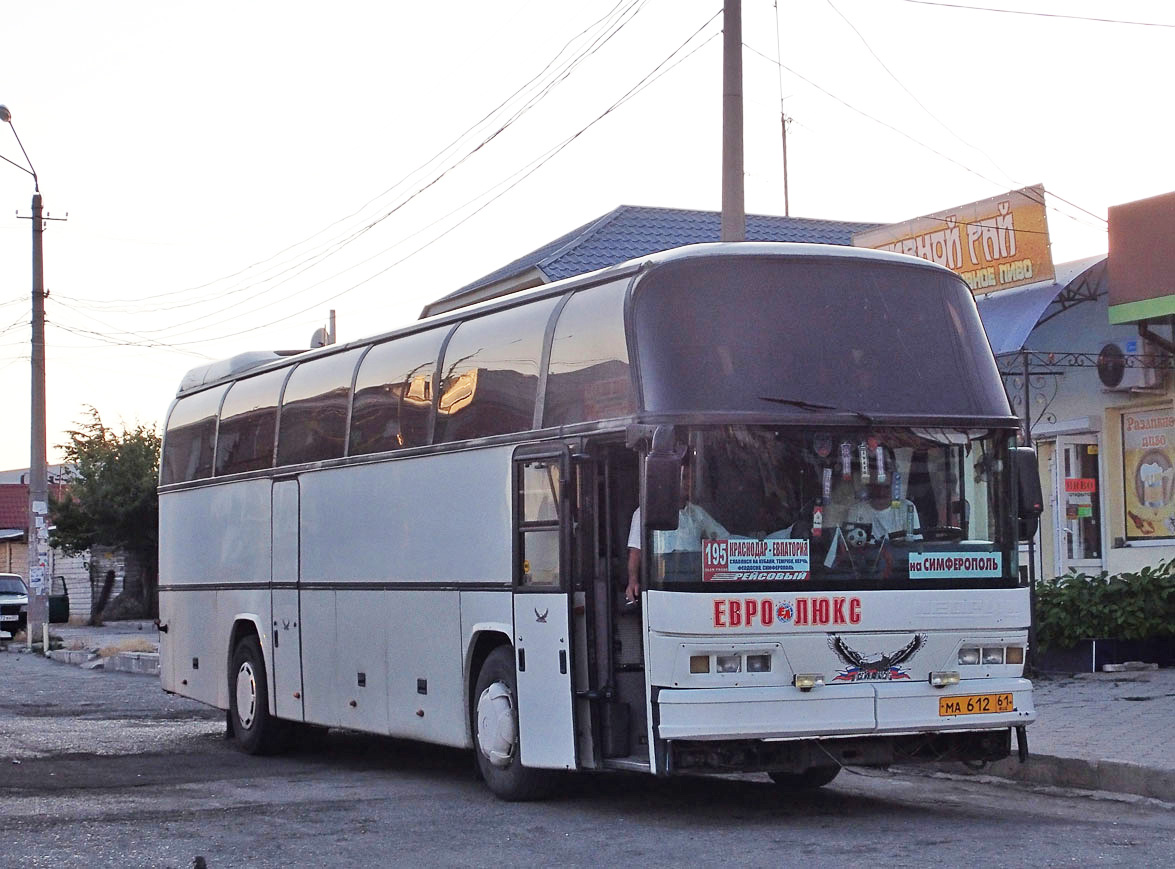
973 191 1175 581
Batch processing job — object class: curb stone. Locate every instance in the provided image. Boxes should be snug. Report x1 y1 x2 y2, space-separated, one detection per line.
48 649 96 666
42 647 160 676
936 754 1175 804
105 651 160 675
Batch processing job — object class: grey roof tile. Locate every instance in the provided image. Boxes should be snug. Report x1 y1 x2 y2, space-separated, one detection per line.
435 205 879 311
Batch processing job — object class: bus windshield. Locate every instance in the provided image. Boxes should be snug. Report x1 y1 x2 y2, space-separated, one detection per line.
633 255 1010 418
647 425 1019 591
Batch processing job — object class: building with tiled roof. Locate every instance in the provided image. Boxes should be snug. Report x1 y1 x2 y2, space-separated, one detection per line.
0 484 30 541
421 205 879 318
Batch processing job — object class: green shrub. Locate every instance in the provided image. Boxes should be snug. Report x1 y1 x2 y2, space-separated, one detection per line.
1034 559 1175 651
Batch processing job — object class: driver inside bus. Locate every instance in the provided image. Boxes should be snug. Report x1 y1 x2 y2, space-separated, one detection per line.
626 454 727 605
845 477 920 541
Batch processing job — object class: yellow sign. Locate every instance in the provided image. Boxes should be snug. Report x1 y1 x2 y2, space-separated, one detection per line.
1122 408 1175 539
852 185 1055 294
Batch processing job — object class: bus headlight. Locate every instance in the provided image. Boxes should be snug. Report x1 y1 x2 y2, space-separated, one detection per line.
930 671 960 688
1005 646 1024 665
746 654 771 673
981 647 1005 665
716 654 742 673
690 655 710 674
958 647 981 666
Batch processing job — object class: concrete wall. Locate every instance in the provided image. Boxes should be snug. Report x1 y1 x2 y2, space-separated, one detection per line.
51 549 91 620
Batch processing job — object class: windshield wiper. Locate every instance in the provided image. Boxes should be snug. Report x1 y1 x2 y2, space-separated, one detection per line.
758 396 874 425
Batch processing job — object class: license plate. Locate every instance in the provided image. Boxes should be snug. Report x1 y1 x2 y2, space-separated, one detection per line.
0 614 17 621
938 692 1014 716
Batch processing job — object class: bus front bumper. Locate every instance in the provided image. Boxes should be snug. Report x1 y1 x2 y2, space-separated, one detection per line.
655 677 1035 741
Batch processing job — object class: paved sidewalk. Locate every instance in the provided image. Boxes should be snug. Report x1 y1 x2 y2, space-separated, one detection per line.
5 620 1174 802
979 667 1175 802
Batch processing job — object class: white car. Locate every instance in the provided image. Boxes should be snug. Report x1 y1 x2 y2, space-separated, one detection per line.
0 573 28 639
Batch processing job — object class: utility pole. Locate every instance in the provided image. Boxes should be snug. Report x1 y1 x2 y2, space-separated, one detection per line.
721 0 745 242
781 113 791 217
1 104 56 649
26 189 48 643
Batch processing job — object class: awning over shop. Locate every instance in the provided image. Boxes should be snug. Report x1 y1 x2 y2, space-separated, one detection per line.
975 255 1106 355
976 280 1062 355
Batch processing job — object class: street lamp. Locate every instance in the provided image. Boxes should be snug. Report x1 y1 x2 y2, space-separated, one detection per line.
0 104 49 649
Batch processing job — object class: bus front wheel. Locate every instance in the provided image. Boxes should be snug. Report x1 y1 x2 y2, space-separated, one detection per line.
229 635 284 755
768 766 841 790
472 646 553 801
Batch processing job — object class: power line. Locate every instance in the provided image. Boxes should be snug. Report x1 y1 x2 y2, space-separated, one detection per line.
742 40 1106 233
69 1 651 315
153 12 723 348
38 5 717 357
73 6 719 350
821 0 1107 229
824 0 1013 184
893 0 1175 28
46 298 212 358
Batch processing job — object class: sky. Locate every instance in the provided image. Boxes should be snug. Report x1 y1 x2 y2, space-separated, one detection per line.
1 0 1172 471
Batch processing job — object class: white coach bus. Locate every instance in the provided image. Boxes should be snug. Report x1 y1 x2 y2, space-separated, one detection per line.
158 243 1043 800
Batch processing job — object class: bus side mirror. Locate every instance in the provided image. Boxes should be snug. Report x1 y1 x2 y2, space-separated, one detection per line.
644 426 682 531
1013 446 1043 541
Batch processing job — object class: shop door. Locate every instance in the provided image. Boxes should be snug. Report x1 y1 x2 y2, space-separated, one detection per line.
1054 436 1103 576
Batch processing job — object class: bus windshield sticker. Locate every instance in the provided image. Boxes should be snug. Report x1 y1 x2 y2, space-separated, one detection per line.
908 552 1002 579
702 538 810 582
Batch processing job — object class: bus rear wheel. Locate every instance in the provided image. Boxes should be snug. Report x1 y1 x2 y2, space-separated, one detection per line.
472 646 553 801
229 635 285 755
768 765 841 790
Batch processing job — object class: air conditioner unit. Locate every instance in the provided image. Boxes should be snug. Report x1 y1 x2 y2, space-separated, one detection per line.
1097 338 1167 391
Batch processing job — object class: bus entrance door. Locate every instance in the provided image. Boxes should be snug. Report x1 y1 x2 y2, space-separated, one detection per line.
511 447 577 770
271 478 304 721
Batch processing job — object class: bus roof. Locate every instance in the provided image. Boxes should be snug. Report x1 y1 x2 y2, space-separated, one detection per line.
173 242 955 398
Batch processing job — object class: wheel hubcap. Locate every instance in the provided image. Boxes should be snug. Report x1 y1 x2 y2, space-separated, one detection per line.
236 661 257 730
476 681 516 768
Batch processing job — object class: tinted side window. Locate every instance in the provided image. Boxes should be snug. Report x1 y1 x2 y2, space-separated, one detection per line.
436 298 559 443
350 328 446 455
277 348 363 466
161 385 228 484
544 281 634 426
215 369 286 476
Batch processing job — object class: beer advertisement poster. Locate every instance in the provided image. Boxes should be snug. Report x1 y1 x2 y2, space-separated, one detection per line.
1122 408 1175 540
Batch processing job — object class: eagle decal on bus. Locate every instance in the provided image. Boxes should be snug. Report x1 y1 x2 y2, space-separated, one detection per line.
828 633 926 682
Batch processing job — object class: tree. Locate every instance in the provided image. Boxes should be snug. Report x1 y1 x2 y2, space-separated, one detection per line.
49 408 161 620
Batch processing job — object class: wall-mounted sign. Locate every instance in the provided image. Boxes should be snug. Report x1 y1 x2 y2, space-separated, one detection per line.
1108 190 1175 324
1122 408 1175 539
852 185 1055 294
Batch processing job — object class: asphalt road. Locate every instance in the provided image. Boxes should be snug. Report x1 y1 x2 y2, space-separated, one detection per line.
2 651 1173 869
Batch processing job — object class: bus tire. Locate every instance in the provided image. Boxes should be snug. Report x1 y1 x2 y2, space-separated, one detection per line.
472 646 553 801
229 635 285 755
768 765 840 790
